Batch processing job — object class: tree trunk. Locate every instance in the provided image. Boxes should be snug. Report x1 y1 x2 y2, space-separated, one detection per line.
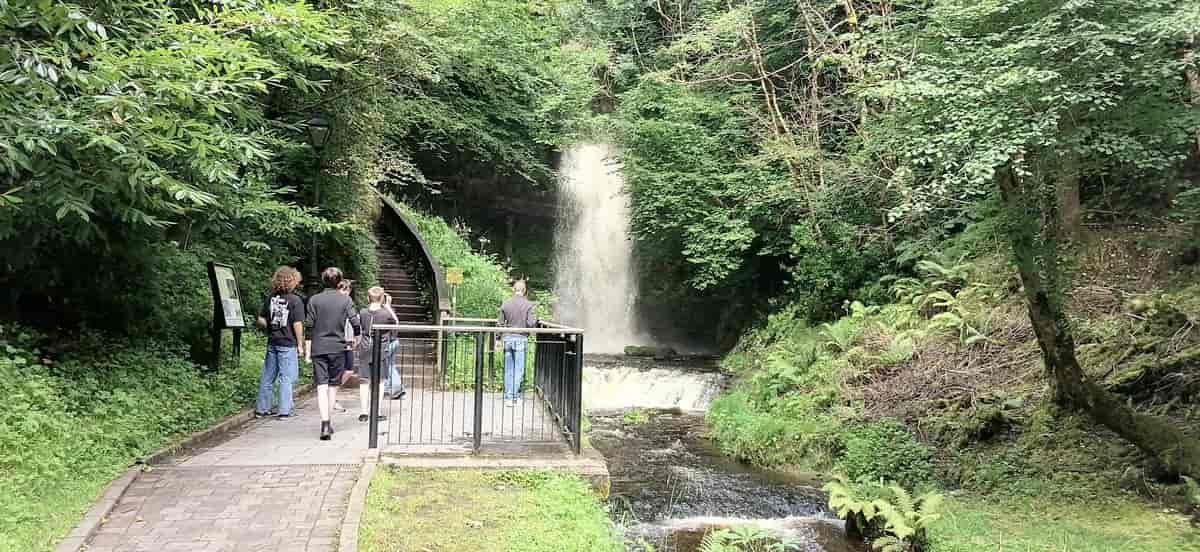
1186 33 1200 156
1056 170 1082 241
999 163 1200 478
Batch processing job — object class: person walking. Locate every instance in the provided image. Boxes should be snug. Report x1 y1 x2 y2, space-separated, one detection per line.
337 279 358 399
497 280 536 407
353 286 401 422
255 266 304 419
380 291 406 400
305 267 361 440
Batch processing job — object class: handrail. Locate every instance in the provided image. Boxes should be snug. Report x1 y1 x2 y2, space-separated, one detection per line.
374 323 584 335
377 192 451 322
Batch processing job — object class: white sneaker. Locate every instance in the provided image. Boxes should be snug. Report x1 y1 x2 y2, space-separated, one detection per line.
504 399 516 407
333 402 347 413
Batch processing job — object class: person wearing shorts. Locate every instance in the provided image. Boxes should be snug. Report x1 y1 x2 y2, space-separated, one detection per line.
354 286 403 422
305 267 361 440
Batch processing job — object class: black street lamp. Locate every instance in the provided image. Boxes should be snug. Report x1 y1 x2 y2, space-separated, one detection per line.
305 116 331 297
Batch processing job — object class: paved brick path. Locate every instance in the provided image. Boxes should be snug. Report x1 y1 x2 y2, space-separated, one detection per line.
81 395 371 552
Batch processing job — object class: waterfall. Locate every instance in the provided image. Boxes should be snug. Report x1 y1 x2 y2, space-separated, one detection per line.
553 143 647 354
583 364 725 412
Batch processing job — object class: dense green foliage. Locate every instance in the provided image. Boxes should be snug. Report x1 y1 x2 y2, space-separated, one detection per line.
2 2 598 548
1 324 278 550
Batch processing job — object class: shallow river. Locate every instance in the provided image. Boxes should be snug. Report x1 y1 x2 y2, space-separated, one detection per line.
588 409 865 552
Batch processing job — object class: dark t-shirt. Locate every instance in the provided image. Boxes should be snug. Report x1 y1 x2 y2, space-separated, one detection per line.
305 289 361 356
260 292 304 347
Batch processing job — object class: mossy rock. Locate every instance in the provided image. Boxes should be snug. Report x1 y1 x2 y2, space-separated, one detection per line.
623 345 678 359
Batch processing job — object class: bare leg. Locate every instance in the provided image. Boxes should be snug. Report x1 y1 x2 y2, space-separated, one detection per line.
327 385 338 416
359 381 386 418
316 384 331 421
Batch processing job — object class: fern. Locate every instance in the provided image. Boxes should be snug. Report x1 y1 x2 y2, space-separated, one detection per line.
826 476 944 551
1183 476 1200 510
698 526 801 552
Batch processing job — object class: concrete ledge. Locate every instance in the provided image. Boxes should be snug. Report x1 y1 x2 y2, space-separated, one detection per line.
339 460 377 552
55 467 141 552
140 383 315 465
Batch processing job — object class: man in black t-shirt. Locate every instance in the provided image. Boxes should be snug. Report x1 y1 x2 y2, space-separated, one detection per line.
305 267 361 440
256 267 305 419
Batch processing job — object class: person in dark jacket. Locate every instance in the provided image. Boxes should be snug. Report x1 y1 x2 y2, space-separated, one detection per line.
305 267 361 440
497 280 536 407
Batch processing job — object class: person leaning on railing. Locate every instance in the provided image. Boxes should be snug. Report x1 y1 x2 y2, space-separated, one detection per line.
497 279 537 407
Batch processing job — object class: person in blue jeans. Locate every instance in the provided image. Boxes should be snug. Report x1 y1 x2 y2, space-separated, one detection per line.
497 280 537 407
255 266 305 418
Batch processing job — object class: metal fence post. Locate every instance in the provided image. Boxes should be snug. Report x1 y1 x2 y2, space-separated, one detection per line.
571 334 583 455
473 332 485 453
368 329 382 450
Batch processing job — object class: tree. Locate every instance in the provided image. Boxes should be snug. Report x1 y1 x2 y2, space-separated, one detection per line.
865 0 1200 475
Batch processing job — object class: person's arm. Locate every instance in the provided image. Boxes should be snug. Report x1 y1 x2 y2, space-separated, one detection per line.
305 297 315 362
290 296 305 357
347 299 362 348
257 296 269 330
525 303 536 329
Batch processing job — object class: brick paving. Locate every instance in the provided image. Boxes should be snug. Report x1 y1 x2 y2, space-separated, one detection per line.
81 396 370 552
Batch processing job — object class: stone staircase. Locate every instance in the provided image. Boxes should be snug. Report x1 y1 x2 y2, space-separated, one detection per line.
375 232 434 326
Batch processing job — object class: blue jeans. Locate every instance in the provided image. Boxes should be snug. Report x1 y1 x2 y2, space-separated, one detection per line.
382 340 404 394
502 336 527 401
257 345 298 415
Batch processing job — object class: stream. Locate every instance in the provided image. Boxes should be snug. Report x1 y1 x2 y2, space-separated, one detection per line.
556 144 861 551
587 406 863 552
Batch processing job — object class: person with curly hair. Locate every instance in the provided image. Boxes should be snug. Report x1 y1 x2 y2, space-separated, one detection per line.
255 266 305 418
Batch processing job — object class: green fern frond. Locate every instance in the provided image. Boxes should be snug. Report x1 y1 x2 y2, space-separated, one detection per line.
917 491 945 516
871 535 904 552
1183 476 1200 508
889 485 916 516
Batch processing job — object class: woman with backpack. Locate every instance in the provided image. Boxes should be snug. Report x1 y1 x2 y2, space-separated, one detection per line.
354 286 404 422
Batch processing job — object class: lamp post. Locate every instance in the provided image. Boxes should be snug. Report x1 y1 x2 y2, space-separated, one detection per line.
305 116 331 297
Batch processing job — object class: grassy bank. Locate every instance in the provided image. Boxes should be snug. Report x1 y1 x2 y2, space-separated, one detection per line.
930 495 1198 552
705 238 1200 549
0 326 284 551
359 468 622 552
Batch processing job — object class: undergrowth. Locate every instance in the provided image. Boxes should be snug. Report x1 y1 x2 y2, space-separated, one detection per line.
708 251 1200 548
0 324 272 551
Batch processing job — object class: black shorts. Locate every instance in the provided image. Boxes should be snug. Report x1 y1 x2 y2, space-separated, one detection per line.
312 353 346 386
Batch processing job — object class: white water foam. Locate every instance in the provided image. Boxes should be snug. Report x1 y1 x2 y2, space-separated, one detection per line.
583 365 724 412
553 143 648 354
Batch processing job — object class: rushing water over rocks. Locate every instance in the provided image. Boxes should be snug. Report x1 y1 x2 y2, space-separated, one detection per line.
589 409 861 552
584 355 725 412
552 143 648 353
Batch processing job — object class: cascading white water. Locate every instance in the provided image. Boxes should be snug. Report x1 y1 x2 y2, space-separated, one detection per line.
583 365 724 412
553 143 647 353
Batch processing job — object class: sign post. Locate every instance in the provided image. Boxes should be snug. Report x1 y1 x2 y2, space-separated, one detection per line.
446 266 464 316
207 261 245 371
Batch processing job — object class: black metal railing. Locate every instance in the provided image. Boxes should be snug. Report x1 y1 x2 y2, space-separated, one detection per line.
367 322 584 454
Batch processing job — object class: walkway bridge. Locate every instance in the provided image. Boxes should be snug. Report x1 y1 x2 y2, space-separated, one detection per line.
372 197 584 456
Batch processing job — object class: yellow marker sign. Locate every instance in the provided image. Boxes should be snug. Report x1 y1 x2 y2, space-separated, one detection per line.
446 266 464 285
